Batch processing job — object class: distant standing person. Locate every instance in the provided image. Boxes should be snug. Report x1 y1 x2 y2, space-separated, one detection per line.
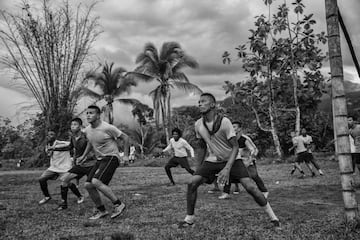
162 128 195 185
129 145 136 163
38 129 75 205
177 93 280 228
77 105 130 220
51 118 97 210
348 115 360 174
219 121 268 199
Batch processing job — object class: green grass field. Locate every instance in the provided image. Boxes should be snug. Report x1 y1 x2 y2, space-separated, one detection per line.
1 159 360 240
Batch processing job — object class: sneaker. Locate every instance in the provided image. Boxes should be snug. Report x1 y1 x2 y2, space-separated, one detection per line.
290 168 296 175
38 197 51 205
177 221 194 229
218 193 230 200
77 196 85 204
319 170 324 176
208 188 220 194
271 219 281 228
233 190 240 195
89 210 109 220
57 204 67 210
110 203 126 219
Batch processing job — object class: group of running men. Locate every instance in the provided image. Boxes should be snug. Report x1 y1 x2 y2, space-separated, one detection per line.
37 92 360 228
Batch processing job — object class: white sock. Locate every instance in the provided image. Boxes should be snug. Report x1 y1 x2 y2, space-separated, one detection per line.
184 215 195 223
263 192 269 199
263 202 278 221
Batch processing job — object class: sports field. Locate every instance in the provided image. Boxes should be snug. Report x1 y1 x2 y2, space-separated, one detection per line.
1 159 360 240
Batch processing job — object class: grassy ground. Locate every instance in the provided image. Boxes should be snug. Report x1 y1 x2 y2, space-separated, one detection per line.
1 159 360 240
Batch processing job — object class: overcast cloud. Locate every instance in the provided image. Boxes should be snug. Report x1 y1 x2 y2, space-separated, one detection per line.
0 0 359 124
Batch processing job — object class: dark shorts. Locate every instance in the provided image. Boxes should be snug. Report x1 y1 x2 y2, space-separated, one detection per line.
296 151 313 163
352 153 360 165
166 157 191 168
87 156 119 185
68 165 94 179
194 160 249 184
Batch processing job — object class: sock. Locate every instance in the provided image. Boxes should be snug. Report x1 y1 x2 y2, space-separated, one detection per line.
263 192 269 199
97 205 106 212
39 180 50 198
60 186 68 204
184 215 195 223
263 202 278 221
113 199 122 206
69 183 82 198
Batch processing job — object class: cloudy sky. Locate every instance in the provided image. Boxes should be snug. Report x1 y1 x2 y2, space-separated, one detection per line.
0 0 359 125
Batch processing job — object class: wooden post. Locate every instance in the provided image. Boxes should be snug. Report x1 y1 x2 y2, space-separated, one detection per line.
325 0 359 223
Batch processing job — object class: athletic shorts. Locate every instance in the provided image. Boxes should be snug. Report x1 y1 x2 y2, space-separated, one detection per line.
166 156 191 168
68 165 94 180
194 160 249 184
296 151 313 163
352 153 360 165
87 156 119 185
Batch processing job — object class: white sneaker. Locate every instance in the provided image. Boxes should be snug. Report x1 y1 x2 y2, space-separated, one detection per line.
319 170 324 176
38 197 51 205
89 210 109 220
218 193 230 200
111 203 126 219
77 196 84 204
233 190 240 195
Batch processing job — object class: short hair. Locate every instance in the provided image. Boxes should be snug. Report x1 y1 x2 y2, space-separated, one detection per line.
71 117 82 126
200 93 216 103
171 128 182 137
88 105 101 114
348 115 356 120
232 121 242 128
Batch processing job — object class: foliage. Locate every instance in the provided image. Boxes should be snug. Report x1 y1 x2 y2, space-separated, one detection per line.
81 62 142 124
223 0 328 157
0 0 101 136
132 42 201 142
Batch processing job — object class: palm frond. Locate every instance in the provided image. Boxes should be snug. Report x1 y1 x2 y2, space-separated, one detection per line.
160 42 182 61
173 54 199 72
126 71 155 83
114 98 141 105
170 81 203 94
80 86 103 100
171 72 189 83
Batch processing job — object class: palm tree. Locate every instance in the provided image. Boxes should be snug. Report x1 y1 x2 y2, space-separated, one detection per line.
132 42 202 142
81 62 141 124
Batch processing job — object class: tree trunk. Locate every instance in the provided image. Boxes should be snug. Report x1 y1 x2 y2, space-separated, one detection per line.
166 89 171 144
325 0 359 224
269 106 283 160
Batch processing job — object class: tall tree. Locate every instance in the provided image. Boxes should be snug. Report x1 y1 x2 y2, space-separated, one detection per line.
325 0 359 224
0 0 100 135
82 62 141 124
133 42 201 143
223 0 327 159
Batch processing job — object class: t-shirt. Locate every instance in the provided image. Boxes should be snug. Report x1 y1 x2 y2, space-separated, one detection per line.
163 137 195 158
349 124 360 153
237 135 258 167
195 116 236 163
293 135 312 154
47 140 73 173
84 121 123 160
